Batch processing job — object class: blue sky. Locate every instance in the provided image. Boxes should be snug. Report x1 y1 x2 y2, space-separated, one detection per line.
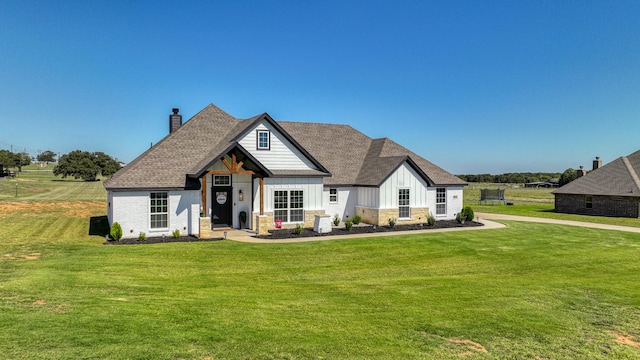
1 1 638 174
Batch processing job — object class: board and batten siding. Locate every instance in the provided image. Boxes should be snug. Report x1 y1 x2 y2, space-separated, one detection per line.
239 121 317 170
378 163 429 208
254 177 324 213
108 190 200 239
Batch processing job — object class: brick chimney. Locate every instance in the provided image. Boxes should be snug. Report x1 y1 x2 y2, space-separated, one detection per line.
577 165 587 178
169 108 182 133
592 156 602 170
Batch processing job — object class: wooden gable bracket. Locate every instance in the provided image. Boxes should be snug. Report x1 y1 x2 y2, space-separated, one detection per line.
201 154 265 221
208 154 255 175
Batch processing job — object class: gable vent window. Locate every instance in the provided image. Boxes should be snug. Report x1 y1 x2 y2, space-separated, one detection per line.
398 188 410 219
150 192 168 229
436 188 446 215
257 130 270 150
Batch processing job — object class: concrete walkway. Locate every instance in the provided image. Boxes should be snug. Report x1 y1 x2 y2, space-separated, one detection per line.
223 218 506 244
476 212 640 234
222 213 640 243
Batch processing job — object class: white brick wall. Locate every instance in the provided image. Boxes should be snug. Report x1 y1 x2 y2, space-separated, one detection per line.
108 190 200 239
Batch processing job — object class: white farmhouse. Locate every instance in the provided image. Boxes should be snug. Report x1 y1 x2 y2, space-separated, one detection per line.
104 104 467 238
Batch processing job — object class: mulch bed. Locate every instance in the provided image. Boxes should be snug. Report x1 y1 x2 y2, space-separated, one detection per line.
258 220 483 240
104 235 224 245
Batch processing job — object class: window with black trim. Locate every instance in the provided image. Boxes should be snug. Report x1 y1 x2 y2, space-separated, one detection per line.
257 130 270 150
436 188 446 215
329 188 338 203
274 190 304 223
150 192 168 229
399 188 410 218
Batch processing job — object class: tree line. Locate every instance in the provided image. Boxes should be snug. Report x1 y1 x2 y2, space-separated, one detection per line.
457 172 561 184
0 148 121 181
458 168 580 187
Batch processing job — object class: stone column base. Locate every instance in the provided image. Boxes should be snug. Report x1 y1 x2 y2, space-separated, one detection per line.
199 217 211 239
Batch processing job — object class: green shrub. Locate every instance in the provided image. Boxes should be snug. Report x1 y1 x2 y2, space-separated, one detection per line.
388 218 396 228
352 214 362 225
294 224 303 235
172 229 181 239
333 214 340 226
138 232 147 241
345 218 353 231
427 213 436 226
110 222 123 241
463 206 474 221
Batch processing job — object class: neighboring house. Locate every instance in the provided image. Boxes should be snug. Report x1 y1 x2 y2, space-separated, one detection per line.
524 179 559 188
104 104 467 238
553 153 640 218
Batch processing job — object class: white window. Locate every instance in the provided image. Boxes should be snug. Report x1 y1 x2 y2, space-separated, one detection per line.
274 190 304 223
398 188 410 219
150 192 168 229
257 130 270 150
585 195 593 209
214 175 230 185
436 188 446 215
329 188 338 203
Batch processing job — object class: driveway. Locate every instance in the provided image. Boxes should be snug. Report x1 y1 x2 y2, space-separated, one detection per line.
476 212 640 234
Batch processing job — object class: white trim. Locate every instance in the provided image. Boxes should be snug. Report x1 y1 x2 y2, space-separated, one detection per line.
398 187 411 220
149 191 169 231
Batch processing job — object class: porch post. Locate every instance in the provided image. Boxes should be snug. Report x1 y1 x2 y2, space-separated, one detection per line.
202 175 207 216
259 176 264 215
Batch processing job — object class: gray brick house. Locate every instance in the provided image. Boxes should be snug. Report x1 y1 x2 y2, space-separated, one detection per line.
553 151 640 218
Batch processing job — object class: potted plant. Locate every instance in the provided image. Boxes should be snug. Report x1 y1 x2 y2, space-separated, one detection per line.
239 211 247 227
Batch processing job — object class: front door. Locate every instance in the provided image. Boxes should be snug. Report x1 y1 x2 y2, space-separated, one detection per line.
212 186 232 227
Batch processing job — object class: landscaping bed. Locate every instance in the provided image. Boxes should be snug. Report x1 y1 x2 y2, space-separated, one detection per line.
258 220 483 239
105 235 223 245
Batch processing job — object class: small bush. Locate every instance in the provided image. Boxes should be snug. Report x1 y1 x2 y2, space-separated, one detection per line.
427 213 436 226
138 232 147 241
110 222 123 241
333 214 340 226
462 206 475 221
388 218 396 228
294 224 303 235
345 218 353 231
172 229 181 239
352 214 362 225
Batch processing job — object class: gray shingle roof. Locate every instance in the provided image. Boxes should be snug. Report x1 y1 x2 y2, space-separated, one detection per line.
105 103 466 190
553 150 640 197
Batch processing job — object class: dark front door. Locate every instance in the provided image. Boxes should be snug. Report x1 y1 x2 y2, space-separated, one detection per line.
212 186 232 227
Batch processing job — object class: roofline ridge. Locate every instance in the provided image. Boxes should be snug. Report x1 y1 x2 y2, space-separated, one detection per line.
622 156 640 192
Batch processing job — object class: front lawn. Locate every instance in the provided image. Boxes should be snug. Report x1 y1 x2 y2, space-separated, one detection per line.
1 201 639 359
464 182 640 228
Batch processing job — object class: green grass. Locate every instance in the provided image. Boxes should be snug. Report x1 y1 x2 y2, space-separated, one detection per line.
464 182 640 228
0 171 106 201
2 199 640 358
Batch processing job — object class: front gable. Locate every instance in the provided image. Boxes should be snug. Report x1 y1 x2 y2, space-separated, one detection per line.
236 114 329 173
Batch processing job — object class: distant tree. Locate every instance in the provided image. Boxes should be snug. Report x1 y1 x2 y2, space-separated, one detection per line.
0 150 30 171
16 151 31 171
37 150 56 164
92 151 121 177
54 150 121 181
558 168 577 186
0 150 14 168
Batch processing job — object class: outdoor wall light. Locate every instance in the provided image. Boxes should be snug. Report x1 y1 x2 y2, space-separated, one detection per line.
238 189 244 201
